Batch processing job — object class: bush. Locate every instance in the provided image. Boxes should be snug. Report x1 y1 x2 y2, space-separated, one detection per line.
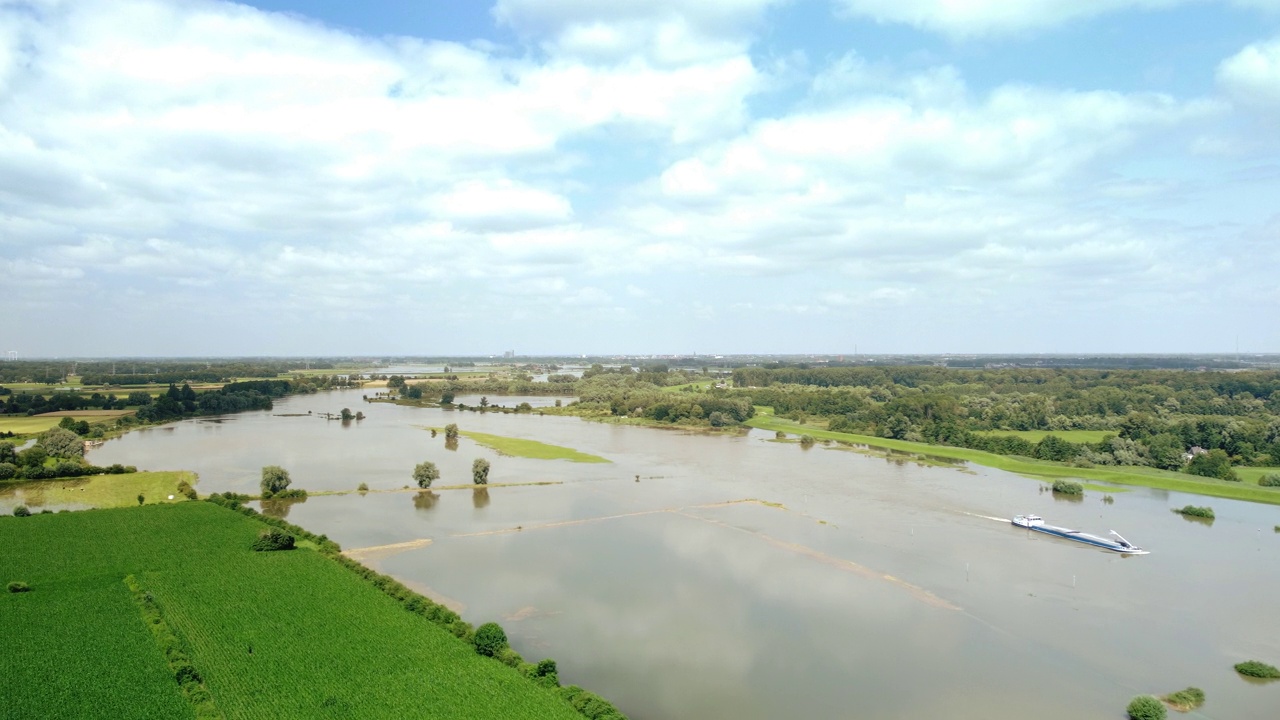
1259 473 1280 487
1126 695 1166 720
472 458 490 485
251 528 296 552
357 482 369 492
176 479 198 500
799 435 816 448
444 423 459 440
1234 660 1280 678
1174 505 1214 519
1051 479 1083 496
12 505 31 517
0 462 16 480
1162 687 1204 711
7 581 31 593
472 622 508 657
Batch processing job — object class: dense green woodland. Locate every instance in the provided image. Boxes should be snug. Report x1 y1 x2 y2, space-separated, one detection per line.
728 366 1280 477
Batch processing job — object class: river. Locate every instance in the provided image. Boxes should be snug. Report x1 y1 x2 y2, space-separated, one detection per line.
73 389 1280 718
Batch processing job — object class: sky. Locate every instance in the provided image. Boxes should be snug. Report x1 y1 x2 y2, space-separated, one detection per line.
2 0 1278 358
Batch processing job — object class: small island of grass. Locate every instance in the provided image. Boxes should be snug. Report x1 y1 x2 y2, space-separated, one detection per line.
1234 660 1280 679
430 428 610 463
1174 505 1215 519
1161 687 1204 712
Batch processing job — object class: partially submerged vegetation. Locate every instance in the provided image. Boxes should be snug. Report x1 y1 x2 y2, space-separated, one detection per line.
1126 695 1167 720
1161 687 1205 712
435 428 610 463
1051 479 1083 496
1174 505 1215 519
1234 660 1280 679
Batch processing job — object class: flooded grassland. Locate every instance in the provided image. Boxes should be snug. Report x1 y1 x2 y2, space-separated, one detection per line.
87 389 1280 719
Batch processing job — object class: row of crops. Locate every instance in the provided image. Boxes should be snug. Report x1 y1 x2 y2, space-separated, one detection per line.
0 503 584 719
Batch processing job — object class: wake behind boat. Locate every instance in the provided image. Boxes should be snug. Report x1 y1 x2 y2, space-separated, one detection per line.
1012 514 1149 555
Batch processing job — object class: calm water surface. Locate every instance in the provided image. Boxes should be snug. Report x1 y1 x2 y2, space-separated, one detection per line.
86 389 1280 719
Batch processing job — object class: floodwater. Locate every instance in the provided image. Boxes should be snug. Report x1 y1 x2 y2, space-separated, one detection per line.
85 389 1280 719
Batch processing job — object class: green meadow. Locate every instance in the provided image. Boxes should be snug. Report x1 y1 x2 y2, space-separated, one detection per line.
1 471 195 510
747 413 1280 505
0 503 584 719
434 428 610 463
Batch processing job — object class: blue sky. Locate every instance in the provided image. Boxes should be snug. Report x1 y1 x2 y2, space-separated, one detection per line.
2 0 1278 357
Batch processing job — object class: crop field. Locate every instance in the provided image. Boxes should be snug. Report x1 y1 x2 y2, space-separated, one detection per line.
0 410 134 437
0 504 584 719
971 429 1112 443
442 429 610 463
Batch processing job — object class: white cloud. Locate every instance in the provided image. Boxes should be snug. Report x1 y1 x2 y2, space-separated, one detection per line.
832 0 1275 37
1218 35 1280 108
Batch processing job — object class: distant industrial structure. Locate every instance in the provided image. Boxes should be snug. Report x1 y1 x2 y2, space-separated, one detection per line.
503 350 515 359
4 350 16 361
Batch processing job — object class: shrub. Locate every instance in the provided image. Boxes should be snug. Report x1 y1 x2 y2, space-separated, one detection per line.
444 423 459 440
0 462 16 480
357 482 369 492
799 435 815 448
12 505 31 517
7 581 31 593
1162 687 1204 711
176 479 198 500
1234 660 1280 678
1126 695 1166 720
774 430 786 440
251 528 296 552
1051 479 1083 496
1259 473 1280 487
472 458 490 485
1174 505 1214 519
472 622 508 657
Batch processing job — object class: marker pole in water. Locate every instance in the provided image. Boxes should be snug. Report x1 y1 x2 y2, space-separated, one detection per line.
966 563 970 582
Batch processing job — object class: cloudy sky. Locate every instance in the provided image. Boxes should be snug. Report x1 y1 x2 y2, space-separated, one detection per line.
2 0 1278 357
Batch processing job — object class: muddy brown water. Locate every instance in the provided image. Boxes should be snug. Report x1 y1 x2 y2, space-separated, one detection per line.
81 388 1280 719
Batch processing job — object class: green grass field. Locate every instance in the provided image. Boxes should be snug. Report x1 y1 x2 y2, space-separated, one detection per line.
747 414 1280 505
441 429 610 463
0 504 584 719
0 410 134 437
973 429 1112 444
1236 467 1280 484
1 471 196 511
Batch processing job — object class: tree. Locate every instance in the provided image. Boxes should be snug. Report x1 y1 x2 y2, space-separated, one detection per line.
413 461 439 488
38 427 85 459
260 465 291 498
441 391 455 404
472 458 490 485
479 396 489 408
126 390 152 406
444 423 459 440
1185 449 1238 481
1126 695 1166 720
387 375 406 390
472 622 508 657
340 408 354 421
17 446 48 468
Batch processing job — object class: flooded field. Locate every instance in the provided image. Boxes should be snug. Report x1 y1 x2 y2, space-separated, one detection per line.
84 389 1280 719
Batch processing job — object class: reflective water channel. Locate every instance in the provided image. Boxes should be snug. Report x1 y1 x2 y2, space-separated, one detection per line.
75 389 1280 718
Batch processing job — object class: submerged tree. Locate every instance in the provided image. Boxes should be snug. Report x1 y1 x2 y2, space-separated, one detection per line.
413 461 440 489
260 465 291 498
472 458 490 485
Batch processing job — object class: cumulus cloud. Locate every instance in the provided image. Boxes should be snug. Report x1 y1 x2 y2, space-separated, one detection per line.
1218 35 1280 108
832 0 1275 37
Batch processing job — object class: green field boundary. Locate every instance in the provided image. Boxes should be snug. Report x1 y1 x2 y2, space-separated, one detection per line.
746 414 1280 505
427 428 610 463
124 574 224 719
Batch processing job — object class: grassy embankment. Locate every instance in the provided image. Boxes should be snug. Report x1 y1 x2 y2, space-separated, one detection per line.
973 429 1112 444
0 503 587 720
429 428 609 463
1 471 196 510
746 411 1280 505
